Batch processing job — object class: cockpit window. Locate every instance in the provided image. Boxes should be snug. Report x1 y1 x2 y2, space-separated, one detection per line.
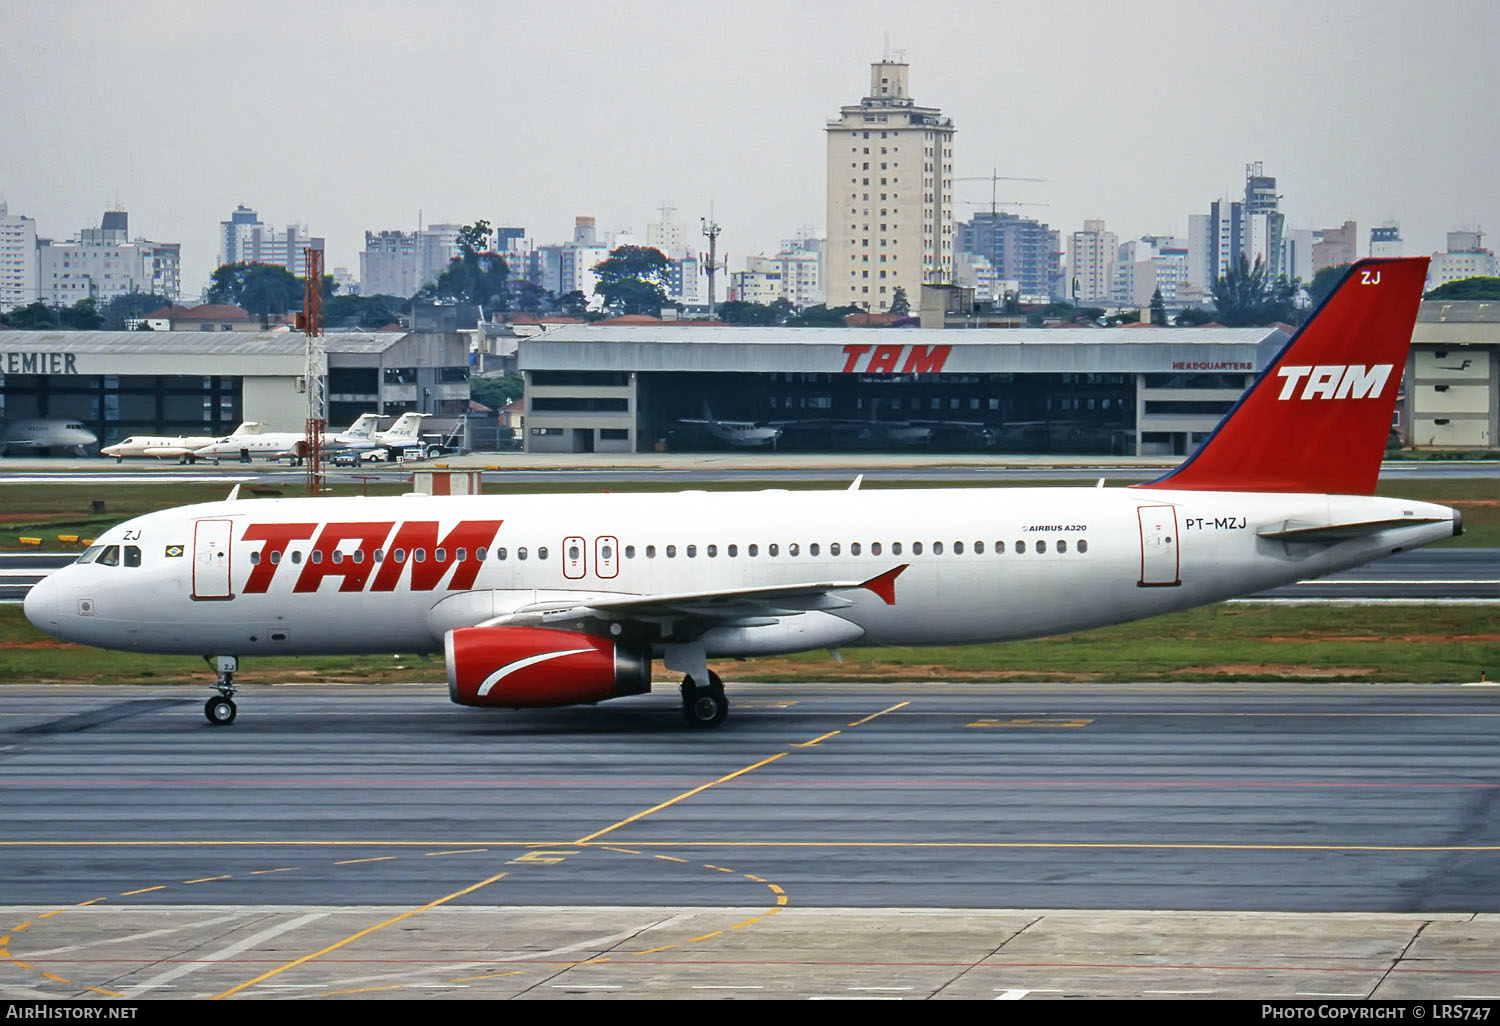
96 545 121 567
77 544 105 564
124 545 142 567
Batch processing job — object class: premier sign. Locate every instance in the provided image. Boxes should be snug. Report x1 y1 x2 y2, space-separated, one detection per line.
4 352 79 374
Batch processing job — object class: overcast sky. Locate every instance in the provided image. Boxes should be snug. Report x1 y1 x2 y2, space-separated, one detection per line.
2 0 1495 296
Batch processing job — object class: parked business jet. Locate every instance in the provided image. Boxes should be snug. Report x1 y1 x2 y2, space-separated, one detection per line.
191 414 384 463
101 423 256 463
23 259 1460 729
0 418 98 457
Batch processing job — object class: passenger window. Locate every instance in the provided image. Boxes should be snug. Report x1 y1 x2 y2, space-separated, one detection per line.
707 544 718 557
311 550 324 564
625 545 635 559
933 541 944 555
809 543 819 556
727 544 737 557
393 549 405 563
97 545 120 567
352 549 365 563
456 547 466 562
331 550 343 564
646 545 656 558
1077 539 1088 553
250 550 261 565
974 541 984 554
912 542 923 555
374 549 383 562
687 545 697 558
475 547 486 561
1036 540 1047 554
414 548 427 563
494 547 505 561
850 542 860 556
871 542 881 556
995 541 1005 554
568 544 581 561
538 547 548 560
789 543 800 556
769 543 779 556
602 544 613 561
1015 540 1026 554
517 547 527 560
666 545 676 558
292 550 303 564
748 544 758 557
271 550 282 564
1056 540 1067 554
125 546 141 567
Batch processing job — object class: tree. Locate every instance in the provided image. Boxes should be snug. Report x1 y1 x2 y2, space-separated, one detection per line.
0 301 59 329
717 298 795 325
207 262 303 327
59 297 105 330
469 374 524 411
889 286 911 317
421 220 509 309
1306 263 1352 308
1174 307 1216 327
507 279 550 315
1211 254 1299 326
557 290 592 318
323 294 405 329
1424 276 1500 301
592 245 669 316
1149 288 1167 326
785 303 863 327
100 291 171 330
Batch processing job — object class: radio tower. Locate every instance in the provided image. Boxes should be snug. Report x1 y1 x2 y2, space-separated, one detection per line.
701 214 721 319
300 247 325 496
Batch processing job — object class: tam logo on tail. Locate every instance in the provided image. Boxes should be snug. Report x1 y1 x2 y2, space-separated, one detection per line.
1139 257 1429 496
1275 364 1393 401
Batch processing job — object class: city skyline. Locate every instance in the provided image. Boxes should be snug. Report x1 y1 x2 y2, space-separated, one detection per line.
1 0 1496 295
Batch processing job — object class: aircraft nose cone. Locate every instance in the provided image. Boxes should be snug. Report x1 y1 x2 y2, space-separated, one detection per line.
23 572 64 633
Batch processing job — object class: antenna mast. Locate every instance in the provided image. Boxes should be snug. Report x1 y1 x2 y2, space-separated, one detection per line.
300 246 325 496
701 214 721 319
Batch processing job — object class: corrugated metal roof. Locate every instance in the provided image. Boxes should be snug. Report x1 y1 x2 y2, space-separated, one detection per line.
0 329 413 355
525 324 1280 346
1418 301 1500 323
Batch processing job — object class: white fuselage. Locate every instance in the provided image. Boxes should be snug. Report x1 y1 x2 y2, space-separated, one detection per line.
23 487 1459 659
101 434 219 460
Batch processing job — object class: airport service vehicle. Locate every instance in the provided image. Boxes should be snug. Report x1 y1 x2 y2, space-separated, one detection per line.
0 418 98 457
23 259 1460 729
101 423 255 463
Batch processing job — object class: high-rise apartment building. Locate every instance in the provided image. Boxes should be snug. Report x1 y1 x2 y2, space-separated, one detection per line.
216 204 324 277
1428 230 1498 291
826 58 955 312
38 210 180 305
1370 222 1402 258
1068 219 1117 303
959 211 1061 301
1243 162 1284 279
358 223 472 298
0 202 39 312
1312 221 1358 272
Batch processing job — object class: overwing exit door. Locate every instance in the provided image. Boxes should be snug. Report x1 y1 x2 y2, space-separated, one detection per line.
192 519 234 600
1136 504 1181 587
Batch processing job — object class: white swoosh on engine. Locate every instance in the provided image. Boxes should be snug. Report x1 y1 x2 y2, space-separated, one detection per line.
477 648 594 697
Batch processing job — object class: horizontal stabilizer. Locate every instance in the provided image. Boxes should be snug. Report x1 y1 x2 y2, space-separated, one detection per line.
1256 516 1450 543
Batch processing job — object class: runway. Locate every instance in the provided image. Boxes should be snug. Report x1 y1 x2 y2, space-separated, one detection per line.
0 681 1497 999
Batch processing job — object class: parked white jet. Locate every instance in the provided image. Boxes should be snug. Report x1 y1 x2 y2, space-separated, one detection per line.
0 418 98 456
101 423 256 463
24 259 1460 729
191 414 384 462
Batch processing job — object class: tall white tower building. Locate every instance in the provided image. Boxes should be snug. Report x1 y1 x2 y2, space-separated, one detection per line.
0 202 39 312
1068 219 1117 304
826 58 954 312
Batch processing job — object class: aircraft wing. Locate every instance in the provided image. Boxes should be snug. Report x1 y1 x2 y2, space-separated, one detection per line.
478 564 908 630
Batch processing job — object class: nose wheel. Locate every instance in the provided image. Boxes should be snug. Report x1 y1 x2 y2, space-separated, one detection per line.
204 655 239 726
680 670 728 728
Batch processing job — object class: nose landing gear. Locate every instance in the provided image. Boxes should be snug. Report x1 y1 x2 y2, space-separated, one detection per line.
204 655 238 725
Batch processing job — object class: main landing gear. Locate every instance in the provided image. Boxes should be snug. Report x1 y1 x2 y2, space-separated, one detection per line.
204 655 238 726
680 670 728 728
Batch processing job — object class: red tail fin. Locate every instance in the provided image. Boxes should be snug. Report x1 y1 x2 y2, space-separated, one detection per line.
1137 257 1428 495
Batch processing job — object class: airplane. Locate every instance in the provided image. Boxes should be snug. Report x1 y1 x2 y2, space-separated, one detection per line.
22 258 1461 730
670 403 782 450
191 413 386 463
0 418 98 457
101 423 257 463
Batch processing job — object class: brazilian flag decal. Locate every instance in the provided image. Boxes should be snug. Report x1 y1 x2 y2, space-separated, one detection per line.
164 544 185 558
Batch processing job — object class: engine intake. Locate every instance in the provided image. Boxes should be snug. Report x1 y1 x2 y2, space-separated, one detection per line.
446 626 651 708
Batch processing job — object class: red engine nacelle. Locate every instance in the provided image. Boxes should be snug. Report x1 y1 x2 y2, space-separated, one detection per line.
445 626 651 708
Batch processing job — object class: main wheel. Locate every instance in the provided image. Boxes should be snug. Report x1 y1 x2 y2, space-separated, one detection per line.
205 695 237 726
680 676 728 728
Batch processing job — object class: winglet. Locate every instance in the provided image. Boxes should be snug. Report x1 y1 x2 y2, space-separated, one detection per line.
860 564 908 606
